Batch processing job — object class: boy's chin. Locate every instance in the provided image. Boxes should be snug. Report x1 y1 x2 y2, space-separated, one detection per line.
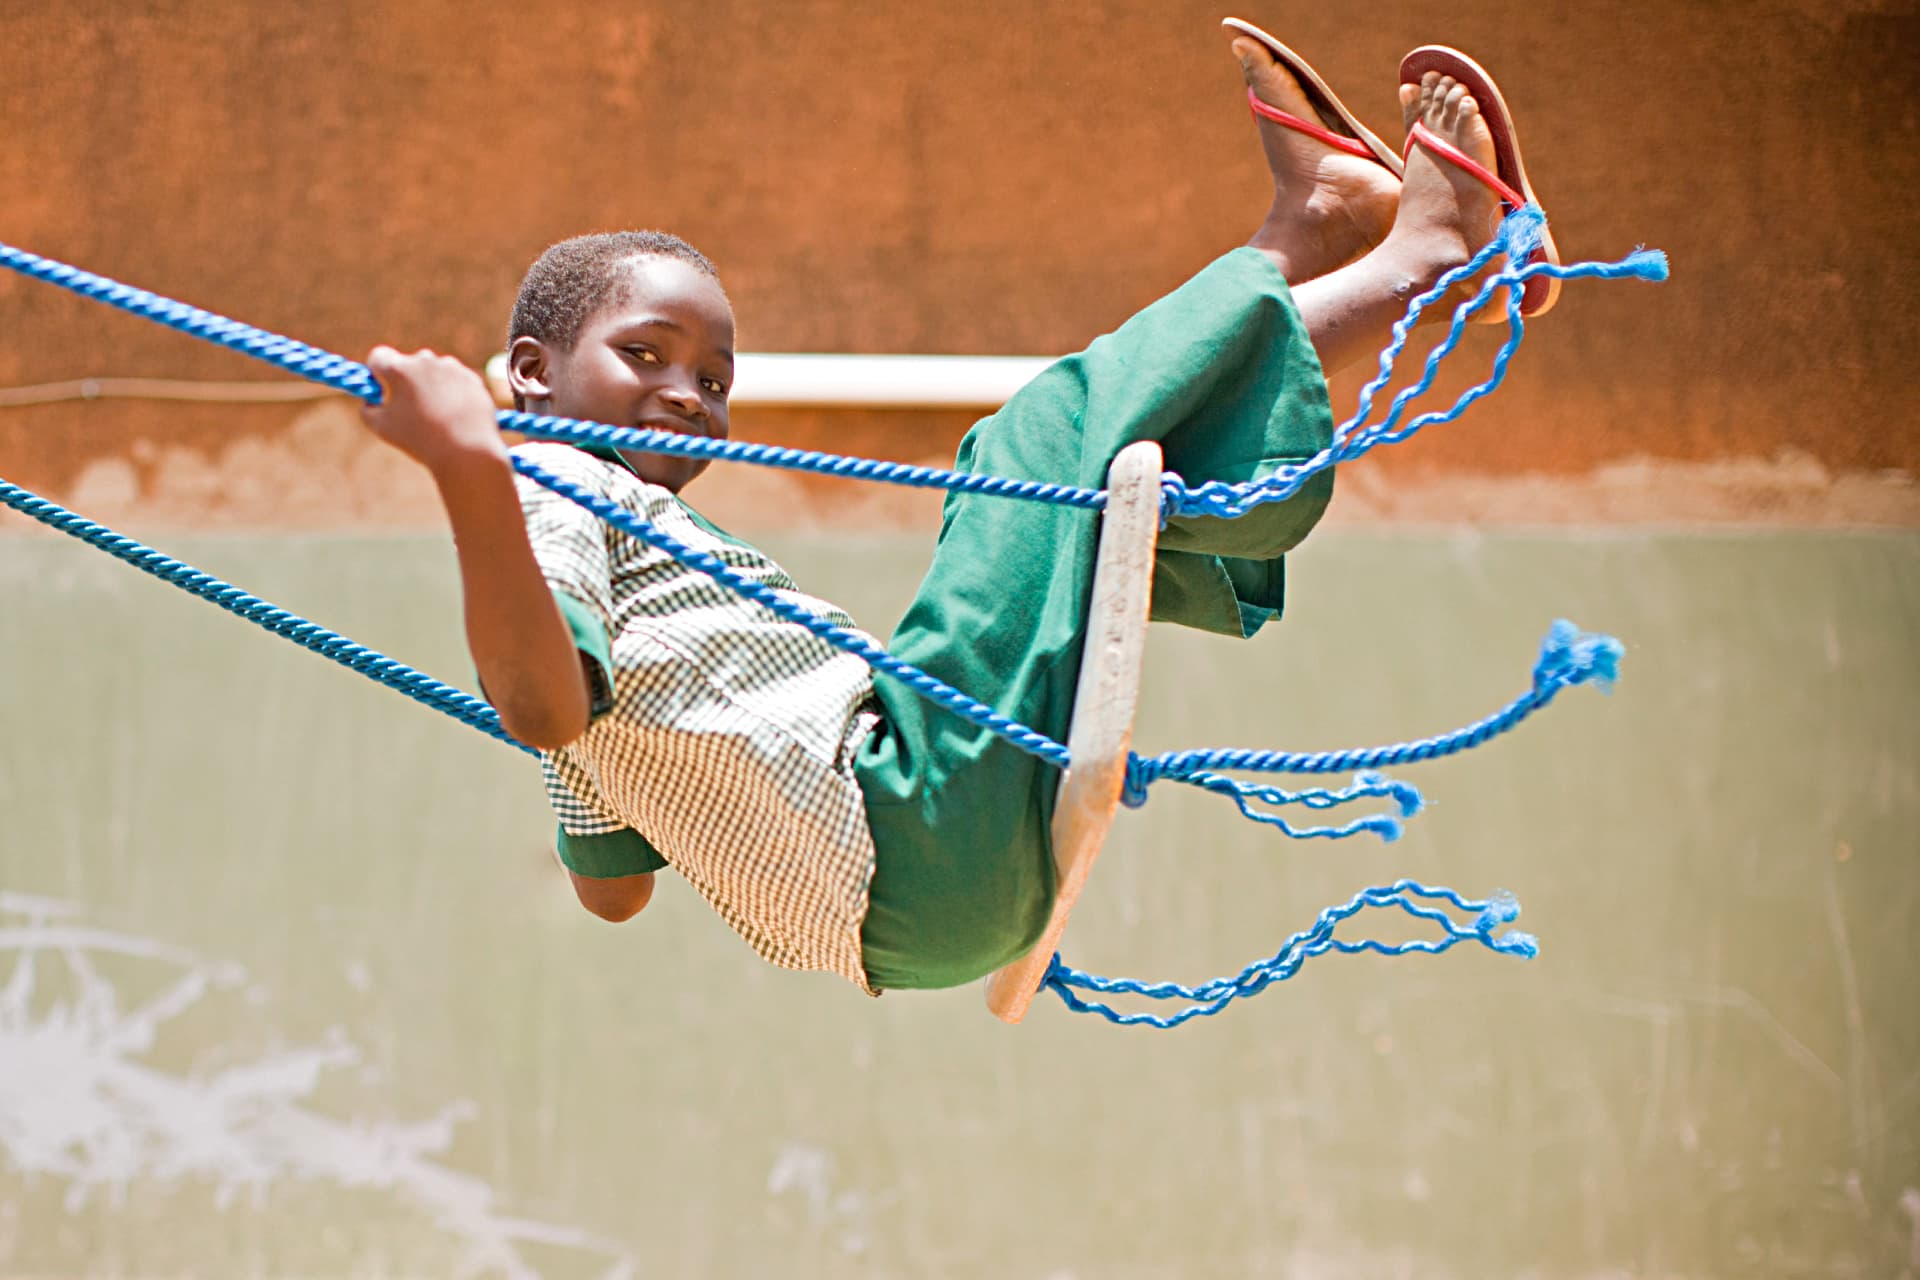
633 460 705 492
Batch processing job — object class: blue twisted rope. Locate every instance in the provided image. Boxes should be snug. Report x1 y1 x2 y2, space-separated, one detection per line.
510 456 1073 770
0 221 1655 1024
1139 768 1423 843
1164 209 1670 519
1040 881 1537 1028
0 224 1666 522
6 464 1489 1032
501 411 1108 512
6 456 1598 1031
1335 205 1552 458
0 242 1106 513
0 478 530 754
0 231 1627 824
521 449 1622 842
1332 252 1670 461
0 247 385 400
1128 620 1622 792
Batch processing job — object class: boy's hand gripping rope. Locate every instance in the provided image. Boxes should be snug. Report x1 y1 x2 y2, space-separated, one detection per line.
0 206 1658 1025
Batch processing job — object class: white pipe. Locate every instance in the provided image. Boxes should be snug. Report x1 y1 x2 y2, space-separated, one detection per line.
484 352 1057 410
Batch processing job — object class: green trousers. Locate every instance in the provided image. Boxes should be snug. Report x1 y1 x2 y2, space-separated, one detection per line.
854 248 1337 989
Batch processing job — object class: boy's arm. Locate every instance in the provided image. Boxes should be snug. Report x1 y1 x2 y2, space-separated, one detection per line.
360 346 590 750
569 869 654 922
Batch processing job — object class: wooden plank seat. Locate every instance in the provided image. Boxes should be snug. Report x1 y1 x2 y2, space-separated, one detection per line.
986 440 1163 1023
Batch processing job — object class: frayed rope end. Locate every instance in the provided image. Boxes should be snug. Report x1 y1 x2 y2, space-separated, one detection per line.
1356 769 1425 818
1534 619 1625 693
1624 247 1670 282
1475 889 1521 932
1475 891 1537 957
1494 930 1540 959
1499 204 1548 260
1362 813 1404 843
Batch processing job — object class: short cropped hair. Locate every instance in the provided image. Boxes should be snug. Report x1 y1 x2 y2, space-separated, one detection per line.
507 230 720 353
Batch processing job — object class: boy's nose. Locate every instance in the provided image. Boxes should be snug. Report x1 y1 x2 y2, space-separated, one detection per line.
657 382 707 420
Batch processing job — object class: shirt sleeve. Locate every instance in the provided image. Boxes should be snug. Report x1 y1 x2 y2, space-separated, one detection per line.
514 447 618 720
552 590 615 719
515 447 670 878
556 825 669 877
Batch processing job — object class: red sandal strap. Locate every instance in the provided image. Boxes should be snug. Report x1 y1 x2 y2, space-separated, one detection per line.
1402 120 1527 211
1246 87 1376 163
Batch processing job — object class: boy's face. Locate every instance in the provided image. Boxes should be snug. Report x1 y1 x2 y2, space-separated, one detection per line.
512 255 735 492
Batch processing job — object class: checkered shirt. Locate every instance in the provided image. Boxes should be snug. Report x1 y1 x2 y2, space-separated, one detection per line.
514 443 884 995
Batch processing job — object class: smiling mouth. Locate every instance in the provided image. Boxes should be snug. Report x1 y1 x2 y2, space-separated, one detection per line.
636 418 706 437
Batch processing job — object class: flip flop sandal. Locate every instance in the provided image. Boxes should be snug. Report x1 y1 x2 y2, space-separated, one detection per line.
1399 45 1562 318
1223 18 1405 179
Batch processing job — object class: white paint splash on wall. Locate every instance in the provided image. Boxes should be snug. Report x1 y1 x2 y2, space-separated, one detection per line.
767 1140 895 1256
0 891 633 1278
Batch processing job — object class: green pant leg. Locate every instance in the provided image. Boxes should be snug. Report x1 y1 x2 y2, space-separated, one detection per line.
855 248 1336 990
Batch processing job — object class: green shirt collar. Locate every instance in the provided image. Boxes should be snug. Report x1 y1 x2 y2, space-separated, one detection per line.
575 443 643 478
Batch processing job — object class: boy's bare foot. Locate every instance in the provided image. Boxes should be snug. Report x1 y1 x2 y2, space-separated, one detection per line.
1374 70 1505 318
1288 63 1543 369
1231 33 1399 283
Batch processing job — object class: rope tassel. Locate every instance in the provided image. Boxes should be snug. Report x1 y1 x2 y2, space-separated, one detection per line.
1128 621 1624 785
1042 880 1539 1028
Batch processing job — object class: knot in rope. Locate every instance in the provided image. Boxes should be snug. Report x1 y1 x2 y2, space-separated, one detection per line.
1496 203 1548 262
1120 754 1154 808
1155 474 1190 529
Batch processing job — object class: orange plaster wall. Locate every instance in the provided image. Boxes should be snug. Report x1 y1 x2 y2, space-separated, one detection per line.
0 0 1914 527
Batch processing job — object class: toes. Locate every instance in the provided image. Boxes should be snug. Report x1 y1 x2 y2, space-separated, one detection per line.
1408 70 1489 147
1232 36 1317 124
1229 36 1271 88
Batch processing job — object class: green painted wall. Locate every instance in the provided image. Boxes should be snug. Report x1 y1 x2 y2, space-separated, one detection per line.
2 529 1914 1277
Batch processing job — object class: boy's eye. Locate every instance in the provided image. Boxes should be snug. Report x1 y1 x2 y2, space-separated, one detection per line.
626 347 661 364
701 377 729 396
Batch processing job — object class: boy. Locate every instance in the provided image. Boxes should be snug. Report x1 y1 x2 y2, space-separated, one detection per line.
359 29 1533 996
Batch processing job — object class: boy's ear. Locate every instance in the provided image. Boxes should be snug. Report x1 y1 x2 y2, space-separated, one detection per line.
507 336 554 403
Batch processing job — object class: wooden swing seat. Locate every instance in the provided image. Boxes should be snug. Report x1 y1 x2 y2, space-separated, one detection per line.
985 439 1162 1023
